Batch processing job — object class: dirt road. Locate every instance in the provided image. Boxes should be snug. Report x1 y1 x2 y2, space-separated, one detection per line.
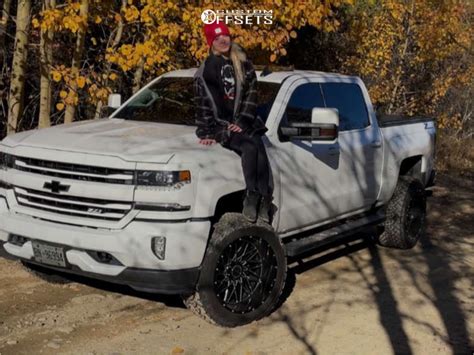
0 173 472 354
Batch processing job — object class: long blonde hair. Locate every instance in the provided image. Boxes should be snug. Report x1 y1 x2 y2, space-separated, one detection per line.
230 44 245 85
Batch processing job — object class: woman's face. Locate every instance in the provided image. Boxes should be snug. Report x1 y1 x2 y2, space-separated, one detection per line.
212 35 231 55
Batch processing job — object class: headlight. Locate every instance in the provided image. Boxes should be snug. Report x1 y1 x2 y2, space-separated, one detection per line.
136 170 191 187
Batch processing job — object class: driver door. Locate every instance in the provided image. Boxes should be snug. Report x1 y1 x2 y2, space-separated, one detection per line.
268 79 342 233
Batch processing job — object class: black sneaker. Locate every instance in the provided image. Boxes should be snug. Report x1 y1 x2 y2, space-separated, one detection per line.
242 190 260 223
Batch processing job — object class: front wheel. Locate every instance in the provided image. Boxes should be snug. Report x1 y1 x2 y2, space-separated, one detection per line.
183 213 287 327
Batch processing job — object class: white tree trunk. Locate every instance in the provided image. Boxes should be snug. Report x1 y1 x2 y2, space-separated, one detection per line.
38 0 55 129
132 33 149 94
64 0 88 124
7 0 31 135
94 0 125 119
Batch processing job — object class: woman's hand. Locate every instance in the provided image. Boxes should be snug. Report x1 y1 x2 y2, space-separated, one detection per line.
199 138 217 145
228 123 242 133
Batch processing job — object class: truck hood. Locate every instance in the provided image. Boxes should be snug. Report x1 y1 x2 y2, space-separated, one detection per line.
1 118 229 164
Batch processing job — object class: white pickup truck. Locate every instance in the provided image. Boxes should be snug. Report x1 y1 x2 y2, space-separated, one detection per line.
0 68 436 327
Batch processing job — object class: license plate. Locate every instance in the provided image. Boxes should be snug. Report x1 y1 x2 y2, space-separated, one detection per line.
32 241 66 267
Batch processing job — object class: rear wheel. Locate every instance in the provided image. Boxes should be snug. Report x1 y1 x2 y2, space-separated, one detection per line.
183 213 286 327
378 177 426 249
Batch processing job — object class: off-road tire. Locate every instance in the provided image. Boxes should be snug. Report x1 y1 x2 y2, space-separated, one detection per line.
183 213 287 327
378 176 426 249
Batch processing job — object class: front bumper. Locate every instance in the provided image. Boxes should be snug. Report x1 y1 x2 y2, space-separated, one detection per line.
0 197 210 293
0 241 198 294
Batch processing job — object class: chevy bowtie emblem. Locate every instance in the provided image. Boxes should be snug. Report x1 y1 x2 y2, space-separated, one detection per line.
43 180 70 193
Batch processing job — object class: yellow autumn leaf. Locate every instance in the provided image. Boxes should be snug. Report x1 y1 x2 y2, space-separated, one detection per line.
59 90 68 99
32 18 40 28
95 16 102 24
56 103 65 110
52 71 62 82
171 347 184 354
124 6 139 22
121 44 133 56
76 76 86 89
290 30 297 39
109 73 118 81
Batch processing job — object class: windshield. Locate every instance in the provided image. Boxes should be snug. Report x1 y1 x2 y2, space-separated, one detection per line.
113 76 281 125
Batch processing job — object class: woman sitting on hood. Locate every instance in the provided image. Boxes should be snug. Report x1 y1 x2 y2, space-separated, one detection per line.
193 22 273 224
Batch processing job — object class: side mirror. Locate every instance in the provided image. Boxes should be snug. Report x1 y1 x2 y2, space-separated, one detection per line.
310 108 339 144
101 93 122 117
280 108 339 143
108 93 122 108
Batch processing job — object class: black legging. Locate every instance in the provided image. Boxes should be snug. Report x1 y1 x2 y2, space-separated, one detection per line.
223 131 272 197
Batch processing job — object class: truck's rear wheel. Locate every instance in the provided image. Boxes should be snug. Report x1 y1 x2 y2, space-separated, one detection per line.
378 176 426 249
183 213 286 327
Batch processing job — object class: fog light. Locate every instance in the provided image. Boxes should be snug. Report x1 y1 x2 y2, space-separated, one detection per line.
8 234 27 246
97 251 112 263
86 251 123 266
151 236 166 260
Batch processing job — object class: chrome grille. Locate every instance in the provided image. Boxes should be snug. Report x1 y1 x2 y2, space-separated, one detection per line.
12 155 135 185
14 186 133 221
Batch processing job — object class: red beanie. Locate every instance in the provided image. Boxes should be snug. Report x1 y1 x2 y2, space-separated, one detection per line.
203 22 231 47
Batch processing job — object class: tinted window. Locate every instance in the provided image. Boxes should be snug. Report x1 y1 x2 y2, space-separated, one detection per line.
283 83 325 124
115 77 196 124
115 77 281 125
321 83 369 131
255 82 281 123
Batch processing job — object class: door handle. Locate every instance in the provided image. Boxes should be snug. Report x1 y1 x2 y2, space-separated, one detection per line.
371 140 382 148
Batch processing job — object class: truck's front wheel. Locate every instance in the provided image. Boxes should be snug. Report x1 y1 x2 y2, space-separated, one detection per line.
378 176 427 249
183 213 286 327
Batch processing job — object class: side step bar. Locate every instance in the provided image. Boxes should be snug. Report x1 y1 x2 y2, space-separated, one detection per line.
284 211 385 258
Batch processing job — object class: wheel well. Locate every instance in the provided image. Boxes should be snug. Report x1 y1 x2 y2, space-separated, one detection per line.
399 156 422 180
200 190 247 270
211 190 245 225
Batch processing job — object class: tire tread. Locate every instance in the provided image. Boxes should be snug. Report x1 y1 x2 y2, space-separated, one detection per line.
378 176 426 249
